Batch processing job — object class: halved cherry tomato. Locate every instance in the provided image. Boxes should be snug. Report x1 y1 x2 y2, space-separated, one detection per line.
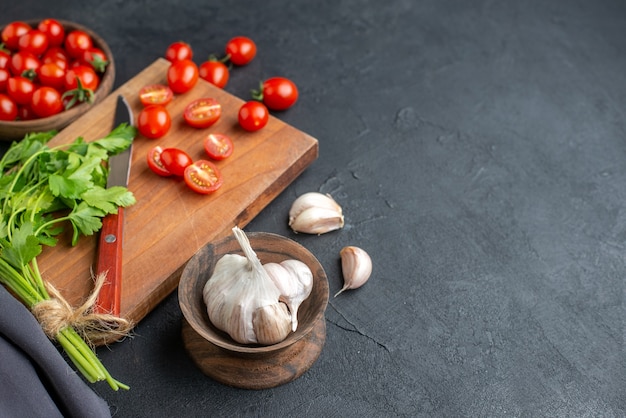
137 105 171 139
253 77 299 111
9 51 40 76
184 160 223 194
165 41 193 63
146 146 172 177
1 21 31 51
0 93 18 120
38 62 66 90
160 147 193 176
31 86 63 118
204 133 234 160
38 18 65 48
139 84 173 107
167 59 198 94
225 36 256 66
198 60 229 88
18 30 49 56
183 98 221 128
7 76 35 105
238 100 268 131
64 30 93 58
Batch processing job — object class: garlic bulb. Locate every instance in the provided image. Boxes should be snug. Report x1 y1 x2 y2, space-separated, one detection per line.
288 192 344 235
203 227 292 345
264 259 313 331
335 246 372 297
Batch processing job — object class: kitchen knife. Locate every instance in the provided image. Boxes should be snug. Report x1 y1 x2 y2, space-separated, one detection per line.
94 95 134 316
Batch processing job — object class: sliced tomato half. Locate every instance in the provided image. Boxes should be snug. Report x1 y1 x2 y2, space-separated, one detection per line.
184 160 223 194
146 146 172 177
204 133 234 160
139 84 173 107
183 98 221 128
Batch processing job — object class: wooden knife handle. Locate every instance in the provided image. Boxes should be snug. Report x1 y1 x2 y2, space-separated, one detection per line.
94 207 124 316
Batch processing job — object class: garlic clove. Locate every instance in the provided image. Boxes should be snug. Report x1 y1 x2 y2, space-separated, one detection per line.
252 302 292 345
264 259 313 331
335 246 372 297
288 192 344 235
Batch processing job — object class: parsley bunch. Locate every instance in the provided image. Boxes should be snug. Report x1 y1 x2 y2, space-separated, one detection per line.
0 124 136 390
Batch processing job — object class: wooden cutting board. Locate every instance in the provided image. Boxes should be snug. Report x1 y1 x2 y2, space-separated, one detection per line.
37 58 318 328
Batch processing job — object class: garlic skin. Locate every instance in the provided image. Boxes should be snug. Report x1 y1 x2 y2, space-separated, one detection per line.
203 227 292 345
335 246 372 297
288 192 344 235
264 259 313 331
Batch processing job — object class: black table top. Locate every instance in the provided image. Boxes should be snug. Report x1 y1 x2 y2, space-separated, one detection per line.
2 1 625 416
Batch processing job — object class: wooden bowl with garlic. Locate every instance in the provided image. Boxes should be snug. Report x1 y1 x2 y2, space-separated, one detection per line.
178 228 329 389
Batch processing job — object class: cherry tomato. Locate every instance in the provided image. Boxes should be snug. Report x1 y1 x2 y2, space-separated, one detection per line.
64 30 93 58
184 160 223 194
225 36 256 66
256 77 299 111
0 94 18 120
1 21 31 51
183 98 221 128
7 76 36 105
38 18 65 48
198 60 229 88
64 65 99 91
9 51 40 76
0 50 11 70
18 30 49 56
167 59 198 94
31 86 63 118
139 84 173 107
146 146 172 177
137 105 171 139
160 148 193 176
17 104 36 121
80 47 108 72
204 133 234 160
165 41 193 63
42 47 69 70
38 62 66 90
0 69 10 92
238 101 269 131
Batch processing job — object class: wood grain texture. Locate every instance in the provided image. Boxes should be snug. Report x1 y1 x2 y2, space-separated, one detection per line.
36 58 318 330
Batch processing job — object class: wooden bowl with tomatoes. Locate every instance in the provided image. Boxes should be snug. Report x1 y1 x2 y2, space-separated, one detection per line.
0 18 115 141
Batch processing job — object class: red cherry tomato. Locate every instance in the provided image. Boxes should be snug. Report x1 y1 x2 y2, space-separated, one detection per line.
17 104 36 121
42 47 69 70
146 146 172 177
184 160 223 194
38 18 65 48
137 105 171 139
204 133 234 160
64 30 93 58
167 59 198 94
256 77 299 111
183 98 221 128
80 47 108 72
139 84 173 107
31 86 63 118
64 65 99 91
238 101 269 131
38 62 66 90
225 36 256 66
165 41 193 63
7 76 35 105
1 21 32 51
0 50 10 70
0 93 18 120
9 51 40 76
160 147 193 177
18 30 49 56
0 69 10 92
198 60 229 88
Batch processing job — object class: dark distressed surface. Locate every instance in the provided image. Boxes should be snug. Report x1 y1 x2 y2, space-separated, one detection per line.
2 0 625 416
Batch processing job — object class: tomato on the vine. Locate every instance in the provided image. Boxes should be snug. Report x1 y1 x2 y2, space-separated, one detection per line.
9 51 40 76
38 18 65 48
199 60 229 88
137 104 171 139
183 98 221 128
31 86 63 118
204 133 234 160
0 93 18 120
160 148 193 177
238 101 268 131
184 160 223 194
253 77 299 111
64 65 99 91
38 62 66 90
146 146 172 177
64 30 93 58
1 21 31 51
7 76 35 105
18 30 49 56
225 36 256 66
139 84 173 107
167 59 198 94
165 41 193 63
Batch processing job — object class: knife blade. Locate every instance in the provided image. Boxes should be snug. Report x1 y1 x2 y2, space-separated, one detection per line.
94 95 134 316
